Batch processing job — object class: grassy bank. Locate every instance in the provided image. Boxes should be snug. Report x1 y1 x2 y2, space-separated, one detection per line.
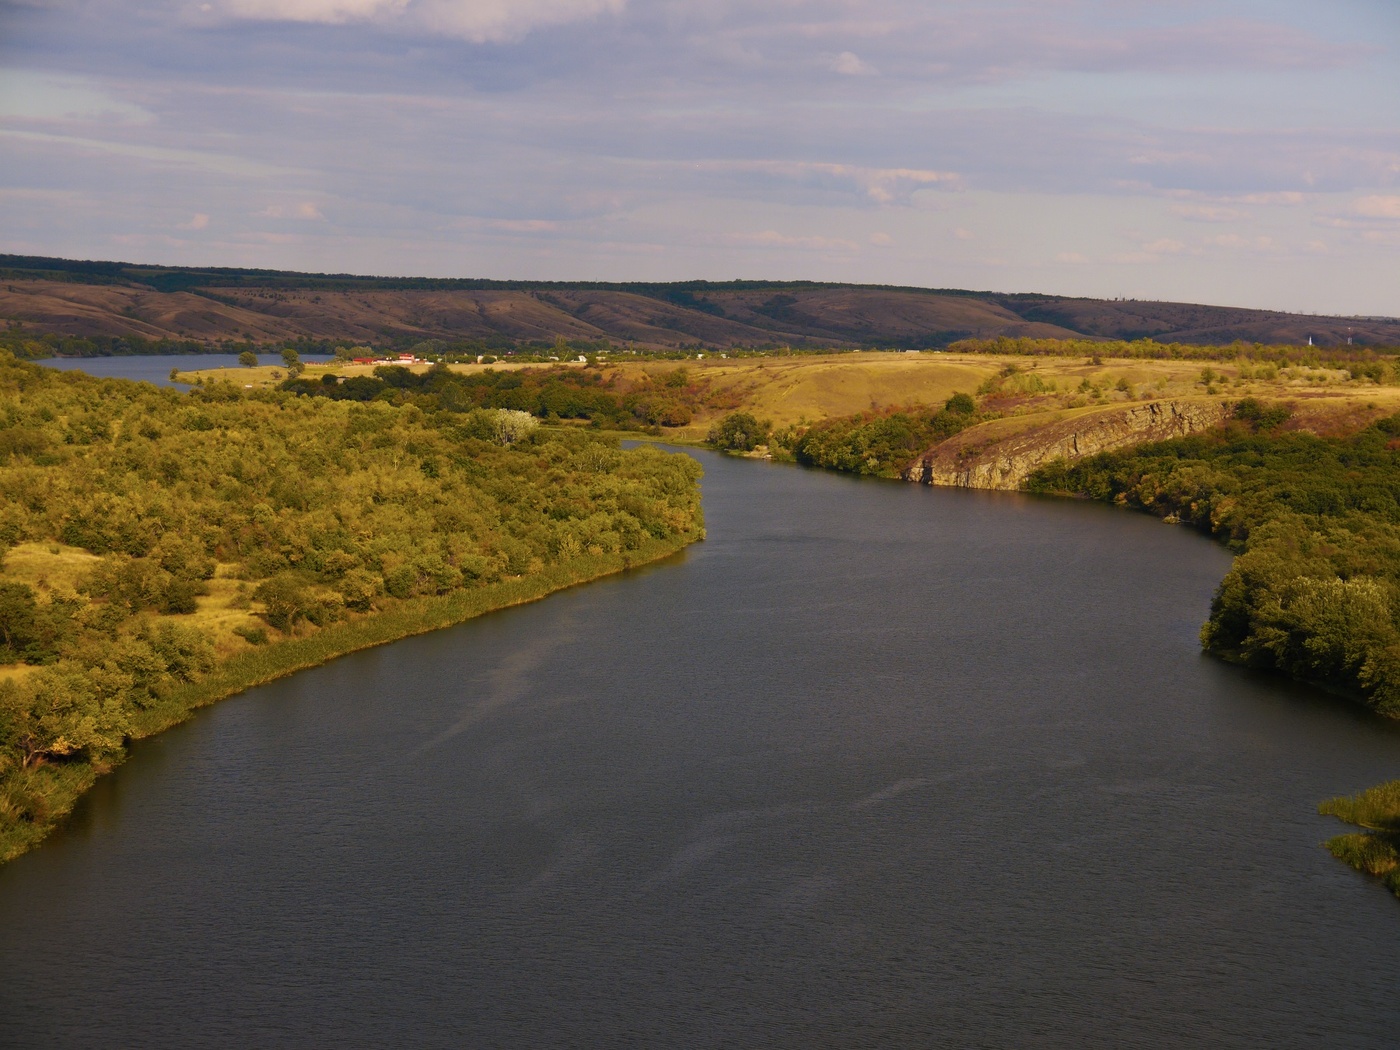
1320 781 1400 899
0 533 695 863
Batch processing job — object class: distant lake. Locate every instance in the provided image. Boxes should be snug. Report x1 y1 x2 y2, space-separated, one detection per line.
36 353 335 387
1 449 1398 1047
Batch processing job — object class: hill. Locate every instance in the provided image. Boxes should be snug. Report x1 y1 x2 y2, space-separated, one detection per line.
2 255 1396 352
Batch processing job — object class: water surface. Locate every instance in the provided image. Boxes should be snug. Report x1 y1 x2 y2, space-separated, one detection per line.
1 450 1397 1048
37 353 334 387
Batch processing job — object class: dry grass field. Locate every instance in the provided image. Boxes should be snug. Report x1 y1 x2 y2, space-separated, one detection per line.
180 350 1400 446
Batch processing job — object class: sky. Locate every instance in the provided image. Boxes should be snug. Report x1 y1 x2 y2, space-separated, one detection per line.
0 0 1397 315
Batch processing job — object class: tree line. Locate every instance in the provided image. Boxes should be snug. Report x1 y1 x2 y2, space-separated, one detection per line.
1024 400 1400 896
0 352 704 859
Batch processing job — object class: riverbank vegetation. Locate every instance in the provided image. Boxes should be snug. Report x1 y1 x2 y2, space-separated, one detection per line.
1024 402 1400 896
1319 781 1400 899
784 393 981 476
0 352 704 862
274 360 742 431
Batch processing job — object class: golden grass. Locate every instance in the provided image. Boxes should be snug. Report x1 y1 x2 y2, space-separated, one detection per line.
651 352 1400 441
1 542 101 595
177 350 1400 443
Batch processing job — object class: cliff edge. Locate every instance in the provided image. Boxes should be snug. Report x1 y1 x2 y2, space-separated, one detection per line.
904 399 1231 490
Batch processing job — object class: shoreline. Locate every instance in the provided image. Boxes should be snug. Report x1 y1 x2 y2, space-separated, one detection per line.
0 531 699 865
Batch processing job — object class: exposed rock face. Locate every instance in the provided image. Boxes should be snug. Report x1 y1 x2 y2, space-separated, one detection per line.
905 399 1231 490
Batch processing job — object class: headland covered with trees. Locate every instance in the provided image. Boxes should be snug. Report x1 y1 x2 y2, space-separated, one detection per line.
701 363 1400 899
0 352 704 862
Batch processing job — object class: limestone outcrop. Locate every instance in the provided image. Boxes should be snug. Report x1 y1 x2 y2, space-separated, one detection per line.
904 399 1231 490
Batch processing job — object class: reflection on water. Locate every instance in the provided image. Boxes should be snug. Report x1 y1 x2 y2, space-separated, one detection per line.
0 450 1397 1048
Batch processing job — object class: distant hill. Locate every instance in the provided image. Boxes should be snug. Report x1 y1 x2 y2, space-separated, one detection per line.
2 254 1396 350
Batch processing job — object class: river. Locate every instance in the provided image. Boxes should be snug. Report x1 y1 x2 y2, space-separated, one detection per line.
0 419 1398 1045
36 352 335 387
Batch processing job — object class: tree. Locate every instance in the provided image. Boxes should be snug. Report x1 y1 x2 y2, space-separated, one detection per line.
281 348 304 376
0 665 130 769
253 573 314 632
238 351 258 368
492 409 540 445
0 583 38 661
944 392 976 416
708 412 770 452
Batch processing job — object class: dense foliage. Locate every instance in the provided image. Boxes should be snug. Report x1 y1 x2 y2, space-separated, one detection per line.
0 329 213 360
279 362 731 430
789 394 979 477
0 352 703 854
707 412 771 452
1026 403 1400 715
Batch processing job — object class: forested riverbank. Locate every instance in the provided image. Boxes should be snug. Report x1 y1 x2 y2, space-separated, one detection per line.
0 352 704 861
1024 403 1400 897
708 391 1400 899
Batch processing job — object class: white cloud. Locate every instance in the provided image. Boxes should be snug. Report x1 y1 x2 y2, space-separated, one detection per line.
257 202 325 220
722 230 860 252
207 0 626 41
698 160 960 204
1170 204 1244 223
0 70 151 124
1354 195 1400 219
1141 238 1185 255
828 51 876 76
177 212 210 229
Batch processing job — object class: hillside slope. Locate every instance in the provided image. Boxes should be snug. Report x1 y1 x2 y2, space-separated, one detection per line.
3 254 1397 350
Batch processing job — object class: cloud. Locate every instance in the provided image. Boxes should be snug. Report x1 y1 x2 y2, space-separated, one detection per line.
1170 204 1244 223
177 212 210 229
206 0 627 42
698 160 960 204
1136 238 1185 256
722 230 860 252
1354 195 1400 219
256 202 325 220
828 51 876 76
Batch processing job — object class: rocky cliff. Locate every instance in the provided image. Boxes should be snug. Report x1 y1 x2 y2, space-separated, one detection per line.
904 399 1231 490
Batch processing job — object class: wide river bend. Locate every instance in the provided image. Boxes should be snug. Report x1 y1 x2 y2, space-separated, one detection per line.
1 446 1398 1047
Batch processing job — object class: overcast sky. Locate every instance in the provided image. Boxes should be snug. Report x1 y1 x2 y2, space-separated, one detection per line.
1 0 1397 314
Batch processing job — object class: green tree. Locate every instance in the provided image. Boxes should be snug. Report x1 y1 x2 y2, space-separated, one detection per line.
944 392 976 416
708 412 770 452
281 348 304 376
253 573 314 632
238 351 258 368
0 665 130 769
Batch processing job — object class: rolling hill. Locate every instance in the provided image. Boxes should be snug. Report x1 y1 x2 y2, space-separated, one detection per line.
2 254 1395 350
